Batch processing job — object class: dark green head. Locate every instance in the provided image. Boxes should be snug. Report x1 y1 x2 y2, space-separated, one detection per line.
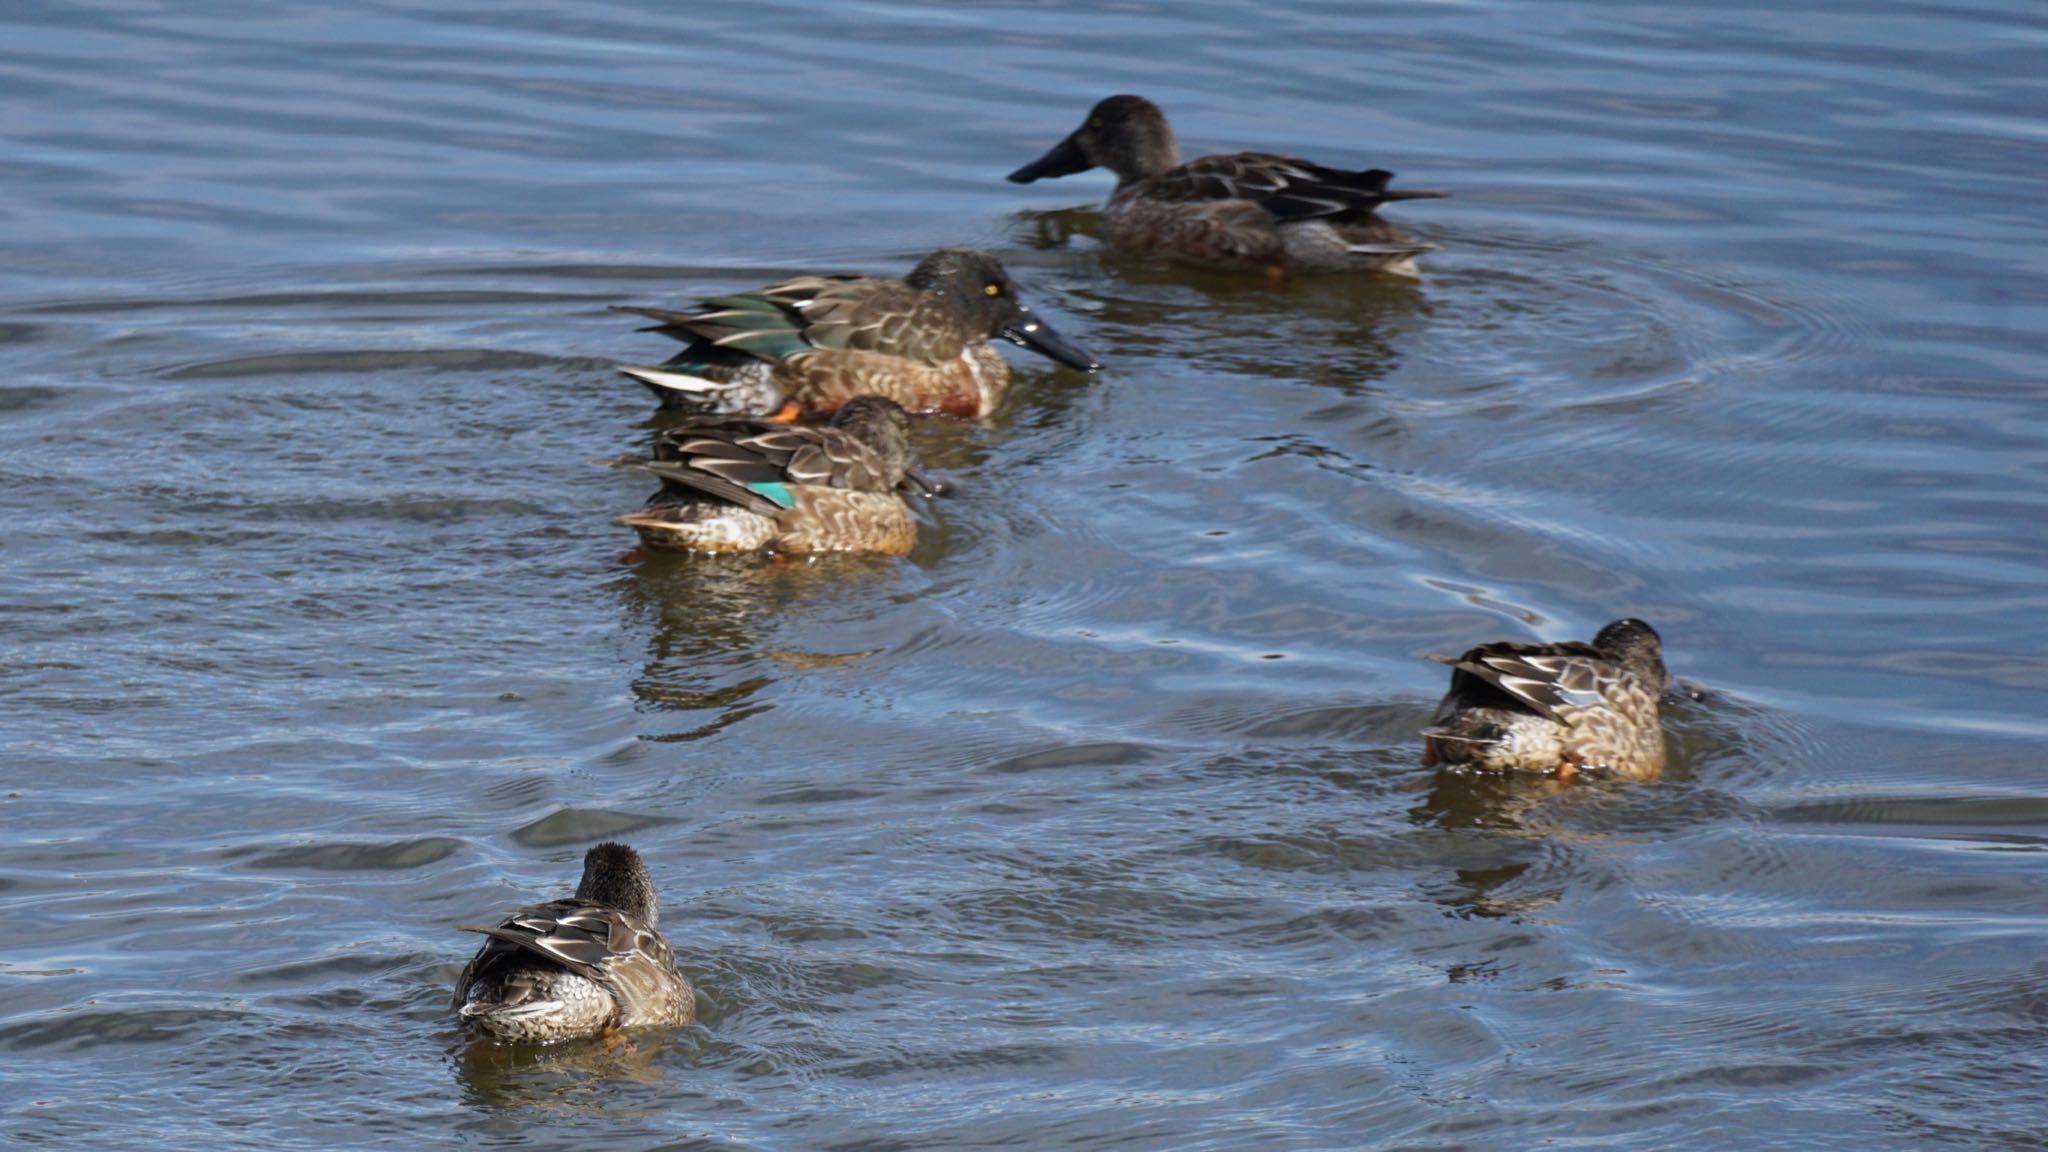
575 841 660 925
1593 618 1668 687
1007 94 1179 187
905 248 1098 372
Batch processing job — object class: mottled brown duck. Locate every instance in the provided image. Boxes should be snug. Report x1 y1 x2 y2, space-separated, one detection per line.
1422 618 1671 781
453 842 695 1043
1008 94 1446 279
608 394 934 556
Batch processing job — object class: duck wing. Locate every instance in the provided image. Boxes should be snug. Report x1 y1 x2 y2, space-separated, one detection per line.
456 897 675 1008
1153 152 1447 224
613 421 892 514
612 273 873 362
1427 640 1616 722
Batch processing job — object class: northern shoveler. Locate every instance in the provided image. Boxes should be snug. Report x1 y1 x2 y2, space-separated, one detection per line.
1008 95 1446 279
1422 618 1671 781
453 842 695 1043
613 248 1098 418
608 394 934 556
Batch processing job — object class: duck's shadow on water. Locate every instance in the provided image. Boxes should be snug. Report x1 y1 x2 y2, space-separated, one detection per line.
1005 207 1431 395
1412 768 1580 832
1011 205 1854 427
606 550 921 742
451 1025 696 1112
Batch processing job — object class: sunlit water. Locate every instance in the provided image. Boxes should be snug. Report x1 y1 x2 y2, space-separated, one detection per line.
4 1 2045 1147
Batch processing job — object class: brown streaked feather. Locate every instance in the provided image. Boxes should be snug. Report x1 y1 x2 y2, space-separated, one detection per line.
776 489 919 555
794 284 979 364
1107 197 1281 267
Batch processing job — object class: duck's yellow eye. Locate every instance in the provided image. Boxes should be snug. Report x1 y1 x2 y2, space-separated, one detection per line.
1089 120 1102 130
984 284 1000 296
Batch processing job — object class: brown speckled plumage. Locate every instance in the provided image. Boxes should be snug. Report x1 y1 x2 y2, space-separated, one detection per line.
609 394 929 556
1423 618 1671 781
613 249 1097 419
1008 95 1446 277
453 842 694 1044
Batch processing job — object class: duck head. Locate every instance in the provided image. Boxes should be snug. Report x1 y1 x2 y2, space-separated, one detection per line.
906 248 1099 372
1007 94 1179 187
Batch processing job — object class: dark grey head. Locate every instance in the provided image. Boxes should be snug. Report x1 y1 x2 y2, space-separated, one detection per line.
831 395 917 479
1007 94 1179 187
575 841 659 925
1593 618 1668 687
904 248 1098 372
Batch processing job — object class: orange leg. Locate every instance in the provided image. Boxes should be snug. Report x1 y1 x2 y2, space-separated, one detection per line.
1262 264 1289 290
766 399 804 424
1553 763 1579 782
618 547 645 565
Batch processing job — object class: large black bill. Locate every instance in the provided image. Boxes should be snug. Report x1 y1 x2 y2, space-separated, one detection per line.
1000 310 1099 372
1006 136 1094 184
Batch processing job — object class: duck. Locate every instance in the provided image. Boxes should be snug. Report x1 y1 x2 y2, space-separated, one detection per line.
607 394 934 556
612 248 1098 419
1007 94 1446 279
452 841 695 1043
1422 618 1671 781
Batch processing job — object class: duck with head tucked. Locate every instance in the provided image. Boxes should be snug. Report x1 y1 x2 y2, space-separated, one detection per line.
613 248 1098 419
453 842 694 1044
1008 94 1447 280
1422 618 1671 781
608 394 935 557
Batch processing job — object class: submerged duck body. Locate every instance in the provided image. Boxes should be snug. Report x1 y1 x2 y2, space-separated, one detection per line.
610 394 930 556
453 842 694 1044
613 248 1097 419
1423 618 1671 781
1008 94 1446 278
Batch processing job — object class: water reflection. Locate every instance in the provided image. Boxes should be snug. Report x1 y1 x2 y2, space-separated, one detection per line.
1412 769 1578 832
452 1027 688 1112
609 555 916 740
1427 860 1562 921
1009 206 1102 256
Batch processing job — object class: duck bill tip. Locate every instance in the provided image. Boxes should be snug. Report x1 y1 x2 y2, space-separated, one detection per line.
1006 137 1091 184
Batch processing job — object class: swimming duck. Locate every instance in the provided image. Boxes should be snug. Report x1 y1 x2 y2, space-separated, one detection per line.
613 248 1098 419
1422 618 1670 781
1008 94 1446 279
453 841 694 1043
608 394 933 556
